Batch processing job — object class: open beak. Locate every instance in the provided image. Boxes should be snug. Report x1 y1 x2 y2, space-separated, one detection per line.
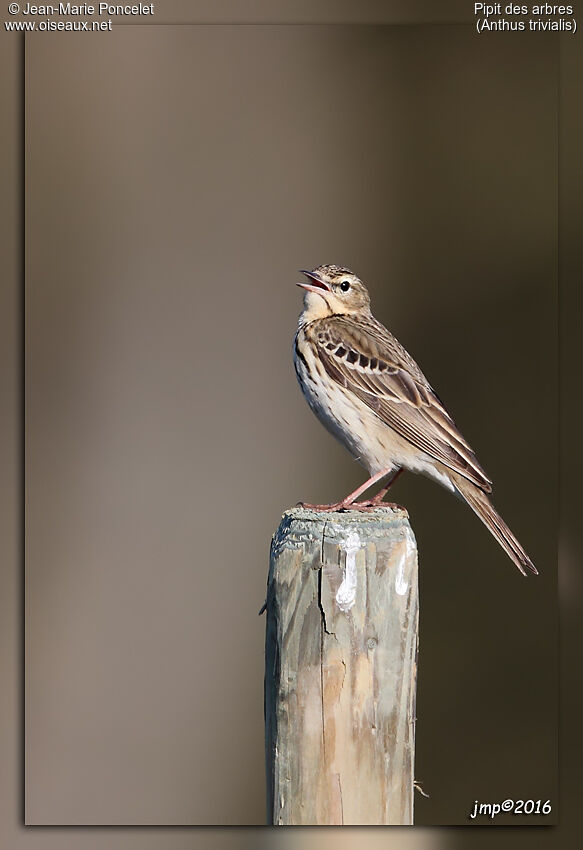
296 269 331 294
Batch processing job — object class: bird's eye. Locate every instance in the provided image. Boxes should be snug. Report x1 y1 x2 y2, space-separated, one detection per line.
340 280 351 292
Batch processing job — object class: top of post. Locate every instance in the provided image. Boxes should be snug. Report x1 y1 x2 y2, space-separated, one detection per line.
272 505 413 556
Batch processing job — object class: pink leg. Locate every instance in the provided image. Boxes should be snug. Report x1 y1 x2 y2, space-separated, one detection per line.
340 468 396 506
369 468 404 504
298 468 404 513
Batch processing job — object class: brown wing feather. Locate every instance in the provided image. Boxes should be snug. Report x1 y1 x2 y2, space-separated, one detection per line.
313 316 492 493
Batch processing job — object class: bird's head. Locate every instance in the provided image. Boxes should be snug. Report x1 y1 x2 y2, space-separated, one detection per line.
297 264 371 321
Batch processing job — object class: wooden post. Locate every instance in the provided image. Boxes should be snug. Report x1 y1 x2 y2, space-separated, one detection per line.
264 506 419 826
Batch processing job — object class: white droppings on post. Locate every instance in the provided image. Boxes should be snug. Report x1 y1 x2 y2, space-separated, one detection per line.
395 526 416 596
395 555 408 596
336 530 361 612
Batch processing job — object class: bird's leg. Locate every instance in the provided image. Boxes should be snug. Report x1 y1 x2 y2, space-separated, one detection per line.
297 468 405 513
369 468 404 504
339 467 400 507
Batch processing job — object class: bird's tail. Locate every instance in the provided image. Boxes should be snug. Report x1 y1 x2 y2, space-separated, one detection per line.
452 474 537 576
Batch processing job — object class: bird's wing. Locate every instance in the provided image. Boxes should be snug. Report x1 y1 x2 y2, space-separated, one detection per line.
312 316 492 492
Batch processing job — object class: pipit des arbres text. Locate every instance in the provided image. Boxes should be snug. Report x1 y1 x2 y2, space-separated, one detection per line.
293 264 536 576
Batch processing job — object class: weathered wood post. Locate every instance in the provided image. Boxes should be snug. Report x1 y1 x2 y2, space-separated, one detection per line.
264 506 419 826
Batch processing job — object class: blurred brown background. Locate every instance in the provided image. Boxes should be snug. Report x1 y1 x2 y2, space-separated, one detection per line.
18 15 557 830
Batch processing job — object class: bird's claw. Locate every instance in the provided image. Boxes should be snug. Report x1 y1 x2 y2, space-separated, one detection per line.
296 500 405 513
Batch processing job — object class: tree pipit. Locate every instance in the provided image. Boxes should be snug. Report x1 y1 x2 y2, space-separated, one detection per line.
294 264 536 576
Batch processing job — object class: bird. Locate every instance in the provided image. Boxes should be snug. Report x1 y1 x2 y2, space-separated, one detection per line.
293 263 537 576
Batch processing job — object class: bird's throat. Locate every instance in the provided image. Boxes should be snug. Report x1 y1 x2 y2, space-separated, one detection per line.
299 290 334 325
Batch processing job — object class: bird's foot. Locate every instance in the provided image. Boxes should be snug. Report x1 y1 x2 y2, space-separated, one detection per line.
343 500 406 512
296 500 405 513
295 501 345 512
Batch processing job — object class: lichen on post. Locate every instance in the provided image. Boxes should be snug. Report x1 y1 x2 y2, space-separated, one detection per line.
264 506 419 826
